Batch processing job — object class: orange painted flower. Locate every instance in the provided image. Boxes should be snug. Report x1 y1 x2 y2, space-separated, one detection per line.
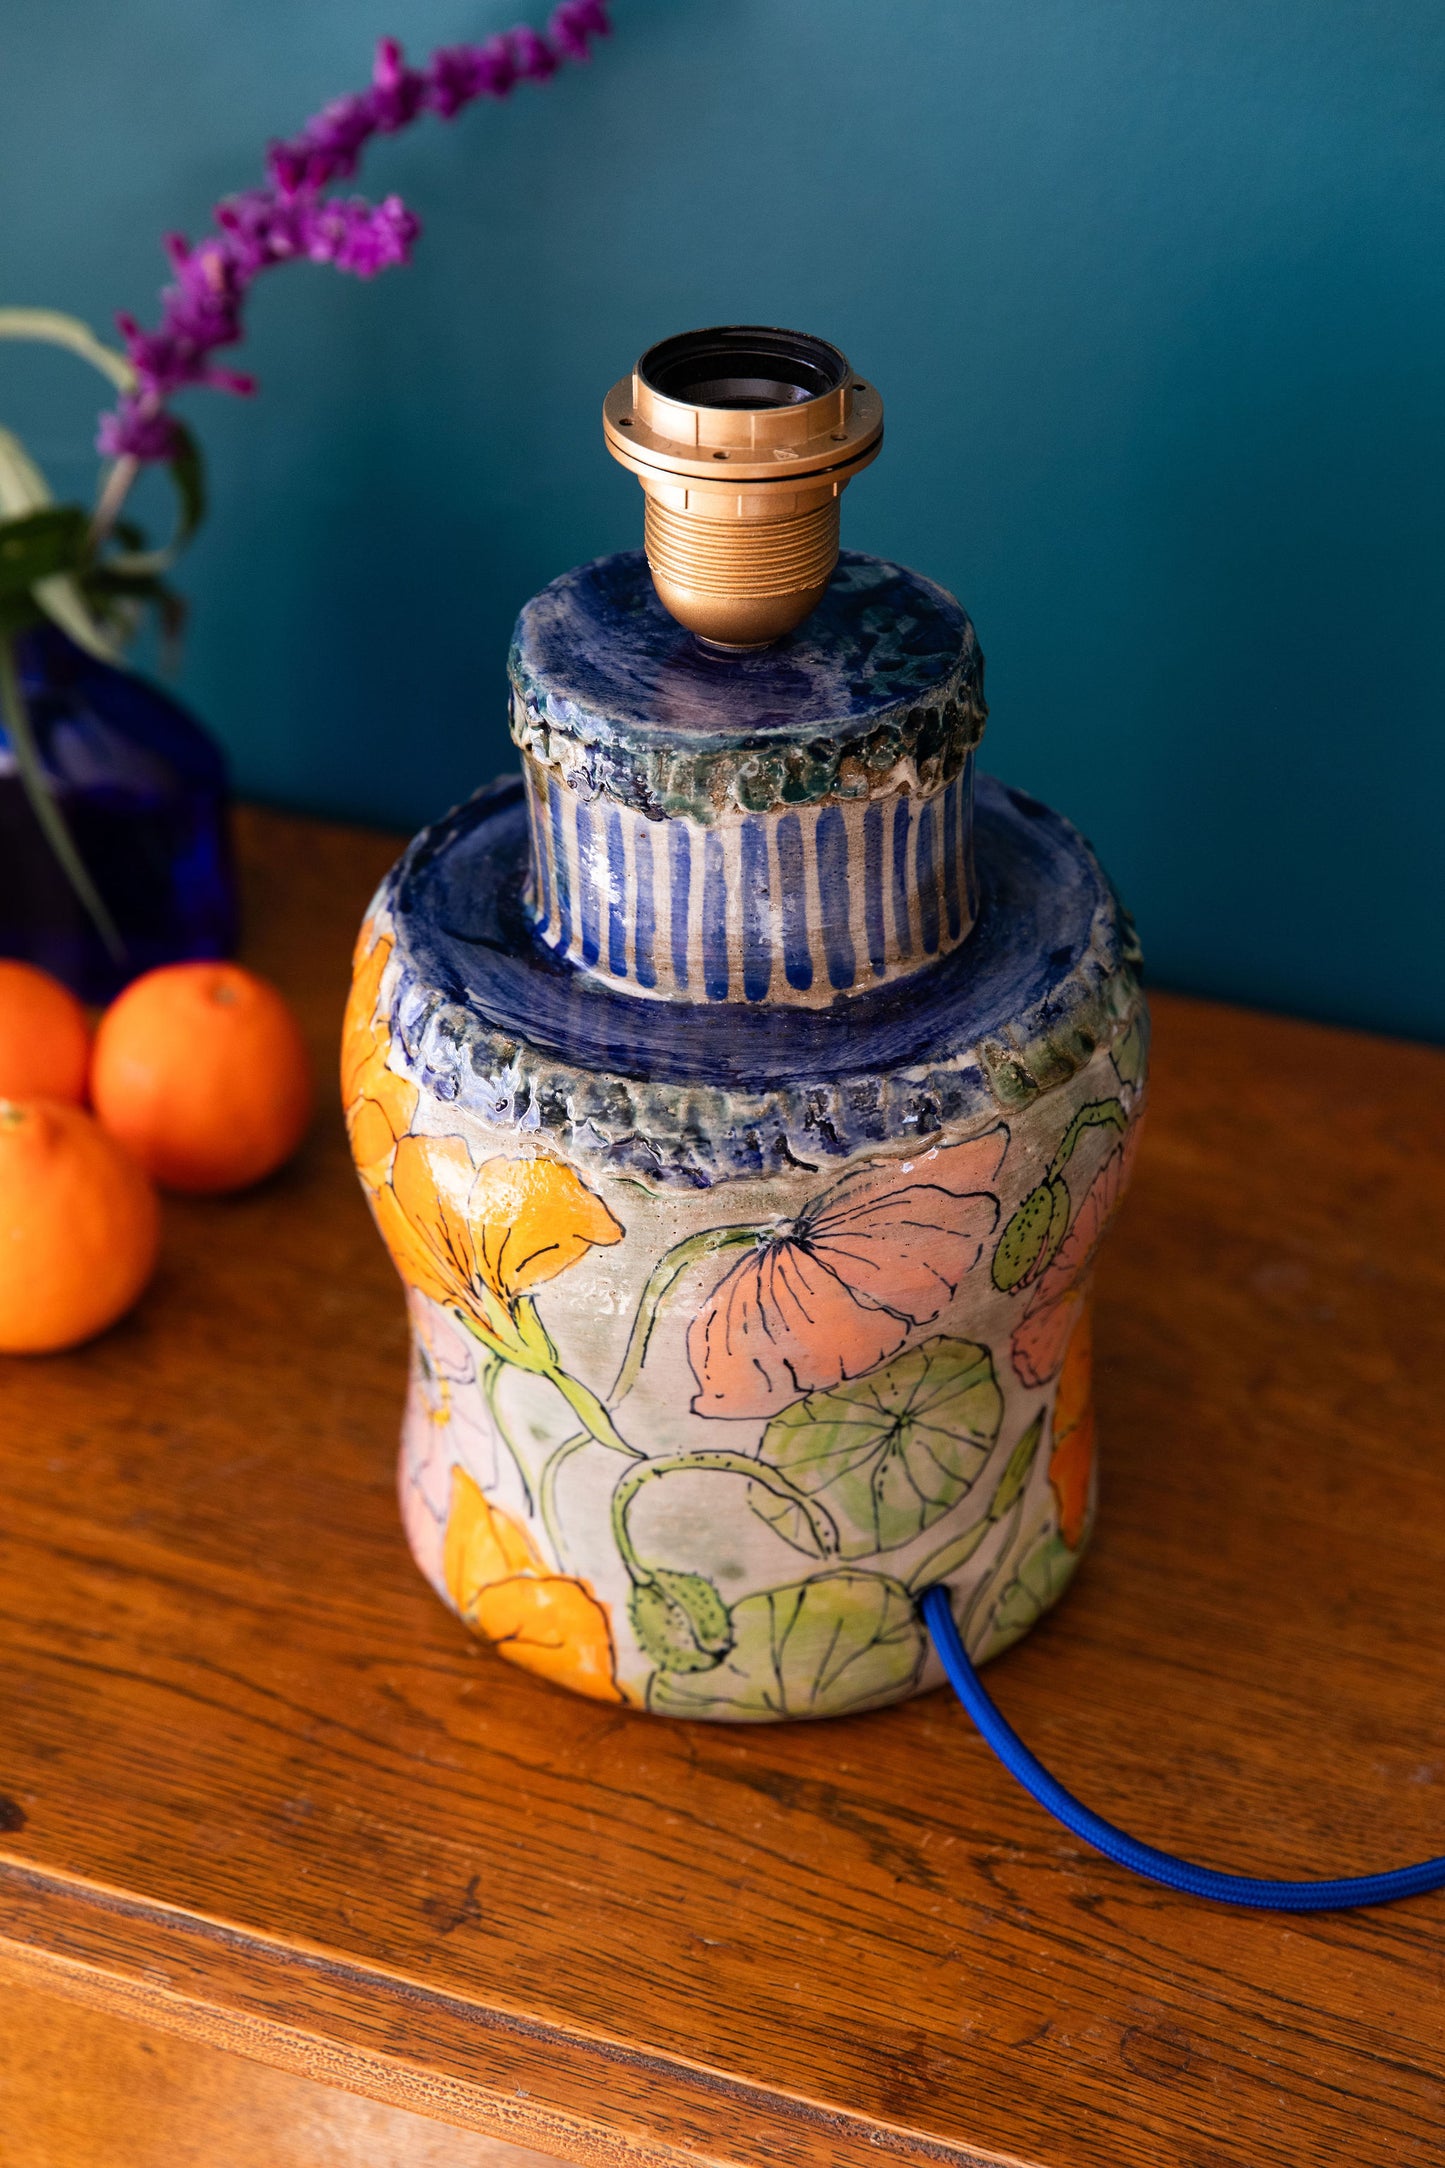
689 1128 1008 1421
1048 1298 1095 1549
1011 1125 1139 1387
341 921 418 1192
444 1467 622 1703
372 1130 624 1354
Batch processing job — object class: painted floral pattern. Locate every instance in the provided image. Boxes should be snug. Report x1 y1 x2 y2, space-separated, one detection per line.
687 1130 1007 1419
373 1131 622 1357
1011 1128 1139 1387
445 1468 621 1703
754 1335 1004 1557
345 910 1145 1719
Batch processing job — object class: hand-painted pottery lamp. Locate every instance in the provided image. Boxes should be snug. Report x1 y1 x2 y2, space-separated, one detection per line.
344 326 1148 1723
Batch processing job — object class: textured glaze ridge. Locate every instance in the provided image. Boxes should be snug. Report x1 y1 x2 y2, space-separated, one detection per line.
374 773 1143 1190
507 551 987 824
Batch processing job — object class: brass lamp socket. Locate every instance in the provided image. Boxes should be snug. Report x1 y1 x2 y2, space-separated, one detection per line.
603 325 883 647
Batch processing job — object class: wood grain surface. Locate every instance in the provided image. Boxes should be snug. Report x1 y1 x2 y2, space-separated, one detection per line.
0 1967 567 2168
1 805 1442 2168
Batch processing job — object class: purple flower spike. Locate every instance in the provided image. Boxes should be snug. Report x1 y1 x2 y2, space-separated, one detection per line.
549 1 610 60
371 39 427 133
510 26 560 81
97 399 185 463
99 5 611 466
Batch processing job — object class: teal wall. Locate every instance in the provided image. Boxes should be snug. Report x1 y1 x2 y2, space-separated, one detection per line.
5 2 1444 1038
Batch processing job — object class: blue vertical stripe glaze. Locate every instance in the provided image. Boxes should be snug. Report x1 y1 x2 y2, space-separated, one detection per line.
942 776 962 942
703 829 729 1000
634 824 657 989
777 813 813 991
523 777 541 918
816 806 857 991
962 751 979 922
576 802 600 968
669 821 691 990
606 807 628 977
740 817 772 1002
548 774 572 953
917 798 940 955
530 779 551 930
863 801 886 975
892 797 913 959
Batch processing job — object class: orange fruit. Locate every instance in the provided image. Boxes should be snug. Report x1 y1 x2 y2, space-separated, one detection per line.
0 960 90 1104
91 962 313 1195
0 1100 159 1353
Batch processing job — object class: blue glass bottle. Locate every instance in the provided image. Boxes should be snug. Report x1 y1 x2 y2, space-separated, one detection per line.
0 623 238 1003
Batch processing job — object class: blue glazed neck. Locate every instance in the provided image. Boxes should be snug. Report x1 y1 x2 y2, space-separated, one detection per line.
506 551 989 1007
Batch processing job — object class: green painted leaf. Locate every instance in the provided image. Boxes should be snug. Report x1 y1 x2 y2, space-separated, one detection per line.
905 1407 1045 1589
746 1480 832 1559
992 1185 1054 1291
987 1407 1046 1521
649 1570 923 1720
1043 1176 1072 1269
630 1569 733 1674
981 1532 1079 1658
756 1336 1003 1558
1049 1097 1128 1177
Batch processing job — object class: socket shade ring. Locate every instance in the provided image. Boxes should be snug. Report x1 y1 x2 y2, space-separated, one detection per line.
603 325 884 647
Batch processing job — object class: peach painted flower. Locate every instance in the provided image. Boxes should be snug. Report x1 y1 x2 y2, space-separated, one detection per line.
372 1130 623 1358
341 921 418 1192
689 1128 1008 1421
1011 1127 1139 1387
1047 1298 1095 1549
444 1467 622 1703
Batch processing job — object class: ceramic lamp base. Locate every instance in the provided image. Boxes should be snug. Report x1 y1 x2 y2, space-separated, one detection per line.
346 759 1147 1719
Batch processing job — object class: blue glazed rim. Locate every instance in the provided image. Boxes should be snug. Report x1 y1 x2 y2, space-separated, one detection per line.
381 773 1143 1186
506 552 988 823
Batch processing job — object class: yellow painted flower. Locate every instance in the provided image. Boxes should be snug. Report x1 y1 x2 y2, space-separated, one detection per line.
444 1467 622 1703
1048 1298 1095 1550
370 1132 623 1354
341 922 418 1191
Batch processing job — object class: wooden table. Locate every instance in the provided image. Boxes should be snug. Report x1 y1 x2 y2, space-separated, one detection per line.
2 807 1442 2168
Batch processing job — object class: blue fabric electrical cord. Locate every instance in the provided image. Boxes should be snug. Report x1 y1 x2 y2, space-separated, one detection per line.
919 1584 1445 1912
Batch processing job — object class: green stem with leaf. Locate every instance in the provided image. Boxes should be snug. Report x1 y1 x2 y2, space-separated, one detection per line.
992 1097 1129 1294
537 1430 589 1568
1046 1096 1127 1183
610 1450 839 1582
543 1363 641 1460
453 1284 644 1567
611 1224 765 1401
480 1355 535 1515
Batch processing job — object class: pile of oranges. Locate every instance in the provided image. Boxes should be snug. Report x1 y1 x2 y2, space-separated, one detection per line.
0 957 313 1355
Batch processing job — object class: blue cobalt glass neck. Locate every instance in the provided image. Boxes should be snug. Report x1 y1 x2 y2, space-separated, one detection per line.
506 552 990 1007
